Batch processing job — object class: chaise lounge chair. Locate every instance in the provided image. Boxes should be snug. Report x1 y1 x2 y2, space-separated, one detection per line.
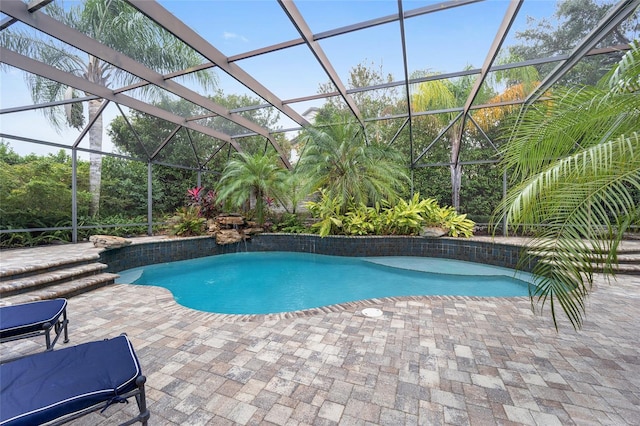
0 334 150 426
0 298 69 359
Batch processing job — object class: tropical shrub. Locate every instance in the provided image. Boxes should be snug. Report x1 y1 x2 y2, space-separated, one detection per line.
169 206 206 237
186 186 222 219
78 214 150 240
305 190 344 236
306 192 475 237
343 205 376 236
382 195 439 235
433 206 475 238
272 213 310 234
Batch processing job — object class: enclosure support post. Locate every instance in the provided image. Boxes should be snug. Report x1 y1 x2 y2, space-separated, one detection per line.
71 149 78 243
410 168 414 198
197 170 202 188
502 171 508 237
147 162 153 236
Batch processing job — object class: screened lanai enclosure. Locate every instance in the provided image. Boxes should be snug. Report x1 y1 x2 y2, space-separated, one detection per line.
1 0 639 245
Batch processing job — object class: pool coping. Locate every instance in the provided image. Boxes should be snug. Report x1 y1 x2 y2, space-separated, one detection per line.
134 280 532 323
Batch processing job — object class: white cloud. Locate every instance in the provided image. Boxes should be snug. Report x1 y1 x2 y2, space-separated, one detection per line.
222 31 248 43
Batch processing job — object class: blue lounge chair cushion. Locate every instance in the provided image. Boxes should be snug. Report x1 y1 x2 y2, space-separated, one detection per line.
0 335 142 426
0 298 67 339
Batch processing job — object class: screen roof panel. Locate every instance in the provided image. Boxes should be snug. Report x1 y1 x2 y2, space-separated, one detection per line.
234 43 332 102
318 22 405 90
404 1 509 76
1 0 637 168
294 0 399 34
158 0 301 57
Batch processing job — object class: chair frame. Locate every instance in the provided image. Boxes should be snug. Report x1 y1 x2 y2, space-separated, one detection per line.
43 375 150 426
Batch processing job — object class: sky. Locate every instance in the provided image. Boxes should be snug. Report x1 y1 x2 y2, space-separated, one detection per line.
0 0 561 158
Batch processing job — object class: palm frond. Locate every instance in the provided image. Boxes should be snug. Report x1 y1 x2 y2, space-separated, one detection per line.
600 39 640 94
502 86 640 182
496 40 640 330
501 132 639 329
297 120 408 212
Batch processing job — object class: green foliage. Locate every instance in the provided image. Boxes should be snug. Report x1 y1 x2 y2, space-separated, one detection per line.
99 156 149 217
306 191 475 238
495 40 640 330
169 206 206 237
381 195 437 235
216 151 287 225
1 149 91 230
0 227 70 248
508 0 637 86
272 213 309 234
305 190 344 237
343 205 376 236
431 206 475 238
0 147 158 247
78 214 149 240
297 119 410 214
0 142 24 165
0 214 150 248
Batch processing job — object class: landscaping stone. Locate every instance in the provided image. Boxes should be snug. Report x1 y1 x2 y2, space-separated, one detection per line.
421 226 447 237
89 235 132 249
215 229 245 245
217 215 245 226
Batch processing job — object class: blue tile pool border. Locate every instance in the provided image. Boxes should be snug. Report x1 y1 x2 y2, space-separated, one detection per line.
100 234 536 274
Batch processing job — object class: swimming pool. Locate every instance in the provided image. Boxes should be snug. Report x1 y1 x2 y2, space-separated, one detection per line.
117 252 534 314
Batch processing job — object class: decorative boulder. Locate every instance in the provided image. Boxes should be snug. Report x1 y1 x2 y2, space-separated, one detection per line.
215 229 245 245
421 226 447 238
89 235 132 249
207 219 220 234
243 227 263 236
217 215 245 227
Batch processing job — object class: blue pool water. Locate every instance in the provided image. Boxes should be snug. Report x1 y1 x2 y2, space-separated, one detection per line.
117 252 534 314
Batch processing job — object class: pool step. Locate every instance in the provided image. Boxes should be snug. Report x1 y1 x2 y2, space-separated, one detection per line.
0 273 119 306
0 257 119 306
0 253 101 281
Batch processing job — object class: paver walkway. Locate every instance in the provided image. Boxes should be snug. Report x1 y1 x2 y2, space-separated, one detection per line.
1 239 639 425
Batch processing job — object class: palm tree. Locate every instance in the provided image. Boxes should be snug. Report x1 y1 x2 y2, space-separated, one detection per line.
1 0 215 215
216 151 287 226
413 63 539 210
296 119 409 214
411 73 481 210
495 40 640 330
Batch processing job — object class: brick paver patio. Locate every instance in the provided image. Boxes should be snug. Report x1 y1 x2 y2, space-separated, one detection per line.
1 242 639 425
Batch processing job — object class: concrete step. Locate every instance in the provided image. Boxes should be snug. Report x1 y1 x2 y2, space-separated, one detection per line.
0 263 109 297
615 263 640 275
0 272 119 306
617 254 640 264
0 253 101 282
526 245 640 276
537 258 640 275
